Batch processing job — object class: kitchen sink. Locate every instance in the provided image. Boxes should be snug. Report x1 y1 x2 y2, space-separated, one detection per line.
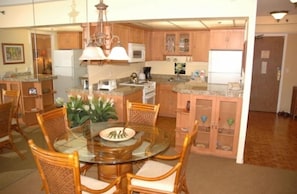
167 77 190 82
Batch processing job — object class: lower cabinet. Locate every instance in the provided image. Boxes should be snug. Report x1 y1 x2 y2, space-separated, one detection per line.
21 80 56 125
156 83 177 117
176 93 242 158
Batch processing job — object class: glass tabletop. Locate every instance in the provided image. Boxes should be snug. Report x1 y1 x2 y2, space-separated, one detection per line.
54 122 171 164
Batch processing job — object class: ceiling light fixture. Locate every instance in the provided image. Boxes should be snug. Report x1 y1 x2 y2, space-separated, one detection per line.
290 0 297 7
270 11 288 22
79 0 129 61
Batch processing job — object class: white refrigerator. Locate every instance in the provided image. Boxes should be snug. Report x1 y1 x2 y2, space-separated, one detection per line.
208 50 243 84
52 49 87 101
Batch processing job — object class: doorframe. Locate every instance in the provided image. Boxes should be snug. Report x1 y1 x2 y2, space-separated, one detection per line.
28 29 55 75
254 33 287 113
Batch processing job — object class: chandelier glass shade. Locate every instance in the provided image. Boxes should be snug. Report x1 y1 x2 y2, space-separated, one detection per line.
79 0 129 61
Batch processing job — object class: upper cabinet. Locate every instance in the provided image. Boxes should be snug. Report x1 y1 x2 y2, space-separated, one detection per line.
209 29 244 50
149 31 165 61
191 30 210 62
164 31 191 55
57 32 82 49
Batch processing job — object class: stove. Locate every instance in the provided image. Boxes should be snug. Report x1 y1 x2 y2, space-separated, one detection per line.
119 81 156 104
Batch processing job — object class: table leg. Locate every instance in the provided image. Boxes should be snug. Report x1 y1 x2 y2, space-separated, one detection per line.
97 163 132 193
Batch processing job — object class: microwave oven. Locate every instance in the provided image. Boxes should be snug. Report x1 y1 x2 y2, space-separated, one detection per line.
128 43 145 63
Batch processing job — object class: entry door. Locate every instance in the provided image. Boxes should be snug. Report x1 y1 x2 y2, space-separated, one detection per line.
249 36 284 112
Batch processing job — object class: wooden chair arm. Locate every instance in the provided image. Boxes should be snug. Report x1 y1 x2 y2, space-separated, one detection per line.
127 162 181 182
81 176 121 193
154 153 181 160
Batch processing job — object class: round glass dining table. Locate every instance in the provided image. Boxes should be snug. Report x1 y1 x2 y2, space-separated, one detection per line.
54 121 171 164
54 121 171 189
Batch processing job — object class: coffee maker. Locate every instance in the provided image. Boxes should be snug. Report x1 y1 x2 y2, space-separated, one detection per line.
143 67 152 80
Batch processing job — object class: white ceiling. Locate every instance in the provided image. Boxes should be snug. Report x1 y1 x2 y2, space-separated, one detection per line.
2 0 297 31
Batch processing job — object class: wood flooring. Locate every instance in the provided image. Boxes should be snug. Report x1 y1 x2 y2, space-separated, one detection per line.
157 111 297 171
244 111 297 171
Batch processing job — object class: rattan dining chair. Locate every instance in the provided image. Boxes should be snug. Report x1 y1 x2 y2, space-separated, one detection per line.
36 107 92 175
126 120 198 194
28 139 121 194
126 100 160 126
2 89 28 140
0 102 25 159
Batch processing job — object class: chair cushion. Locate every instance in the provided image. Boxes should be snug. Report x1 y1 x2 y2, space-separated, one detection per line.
80 175 116 194
131 160 176 192
0 135 9 142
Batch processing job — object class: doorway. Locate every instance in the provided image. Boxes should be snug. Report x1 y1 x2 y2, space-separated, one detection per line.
31 33 52 75
249 36 285 112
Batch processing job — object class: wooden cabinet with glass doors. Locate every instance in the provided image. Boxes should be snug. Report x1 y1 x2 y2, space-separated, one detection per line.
164 32 191 55
176 93 242 158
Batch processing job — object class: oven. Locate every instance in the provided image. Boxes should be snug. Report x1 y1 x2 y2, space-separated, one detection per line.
119 81 156 104
142 82 156 104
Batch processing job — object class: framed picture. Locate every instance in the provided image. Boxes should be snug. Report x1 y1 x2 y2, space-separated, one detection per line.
1 43 25 64
28 87 37 95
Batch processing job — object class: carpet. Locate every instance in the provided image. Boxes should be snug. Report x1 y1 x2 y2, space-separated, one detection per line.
1 123 297 194
0 125 46 190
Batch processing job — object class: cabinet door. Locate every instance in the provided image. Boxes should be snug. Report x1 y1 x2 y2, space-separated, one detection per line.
57 32 82 49
209 29 244 50
190 95 216 153
129 27 144 44
151 31 164 60
164 32 191 55
192 31 210 62
214 96 242 157
157 83 177 117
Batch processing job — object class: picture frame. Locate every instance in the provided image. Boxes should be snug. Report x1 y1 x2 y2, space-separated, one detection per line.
1 43 25 64
28 87 37 95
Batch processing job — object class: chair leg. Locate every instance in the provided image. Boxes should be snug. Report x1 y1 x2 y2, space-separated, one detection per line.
182 177 189 194
11 118 29 140
10 143 25 160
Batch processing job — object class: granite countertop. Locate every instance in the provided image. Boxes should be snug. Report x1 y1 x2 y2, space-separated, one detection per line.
68 85 143 96
1 72 57 82
68 74 242 97
172 81 243 97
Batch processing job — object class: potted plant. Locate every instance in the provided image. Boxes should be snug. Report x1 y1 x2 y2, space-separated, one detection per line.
65 95 90 128
88 96 118 123
63 95 118 128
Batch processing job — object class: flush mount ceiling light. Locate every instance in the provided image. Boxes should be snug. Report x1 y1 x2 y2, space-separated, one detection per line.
270 11 288 22
290 0 297 7
79 0 129 61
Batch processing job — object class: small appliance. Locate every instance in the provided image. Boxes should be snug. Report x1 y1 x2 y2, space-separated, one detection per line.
143 66 152 80
97 79 117 91
128 43 146 63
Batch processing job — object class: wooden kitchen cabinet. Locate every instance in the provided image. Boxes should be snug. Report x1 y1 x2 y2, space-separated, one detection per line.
150 31 165 60
164 31 191 55
176 93 242 158
57 31 82 49
156 83 177 117
191 30 210 62
175 93 191 146
209 29 244 50
129 27 145 44
21 80 55 125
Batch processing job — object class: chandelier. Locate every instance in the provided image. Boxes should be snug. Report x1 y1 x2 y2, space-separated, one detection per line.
79 0 129 61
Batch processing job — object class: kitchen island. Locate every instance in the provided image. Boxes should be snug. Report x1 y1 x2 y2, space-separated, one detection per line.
0 73 57 126
173 81 243 159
